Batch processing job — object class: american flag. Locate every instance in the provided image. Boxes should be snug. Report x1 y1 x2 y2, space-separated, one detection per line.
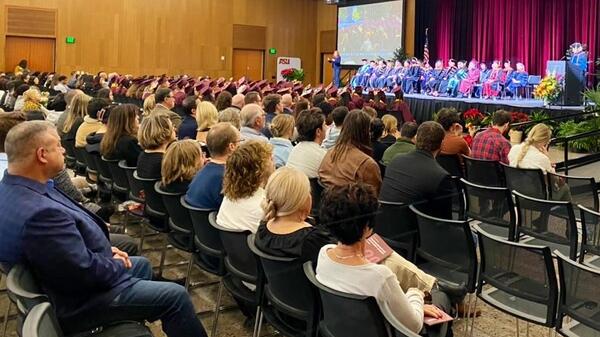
423 28 430 65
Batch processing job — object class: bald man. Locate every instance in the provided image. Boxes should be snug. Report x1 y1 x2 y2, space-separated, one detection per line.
0 121 207 337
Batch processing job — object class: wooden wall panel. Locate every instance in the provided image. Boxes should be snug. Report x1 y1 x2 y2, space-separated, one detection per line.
233 25 266 50
6 6 56 37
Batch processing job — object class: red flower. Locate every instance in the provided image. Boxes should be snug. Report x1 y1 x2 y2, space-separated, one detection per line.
462 108 485 126
510 112 530 123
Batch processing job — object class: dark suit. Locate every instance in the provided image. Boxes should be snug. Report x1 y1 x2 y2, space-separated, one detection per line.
379 150 454 219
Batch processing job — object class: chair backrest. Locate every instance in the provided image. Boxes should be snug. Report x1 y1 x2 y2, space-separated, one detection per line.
61 137 76 161
548 172 598 211
579 205 600 262
155 182 193 236
210 222 257 285
528 75 542 85
374 201 417 258
462 155 505 187
513 190 578 259
555 251 600 334
22 302 62 337
104 158 130 193
133 171 166 215
474 225 558 326
181 198 225 260
303 262 391 337
309 178 324 218
74 147 91 173
409 205 477 292
461 178 516 240
247 234 318 323
121 163 144 203
81 148 98 173
436 154 463 178
92 152 112 184
6 264 49 315
501 163 547 199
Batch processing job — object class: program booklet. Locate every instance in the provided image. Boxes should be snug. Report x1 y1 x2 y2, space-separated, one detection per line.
364 233 393 264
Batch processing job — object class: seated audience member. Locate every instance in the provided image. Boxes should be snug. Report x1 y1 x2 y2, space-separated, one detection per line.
12 84 30 111
218 107 241 130
240 103 268 142
379 121 453 219
263 93 283 124
217 140 274 233
96 88 114 102
286 109 327 178
231 93 245 111
215 91 232 112
281 93 294 114
161 140 204 193
56 90 84 134
85 104 112 155
21 88 51 120
319 110 382 193
137 113 176 179
293 98 310 118
370 118 389 164
152 88 182 129
75 98 109 148
382 122 418 166
244 91 262 106
317 183 451 336
436 108 470 157
195 101 219 143
53 75 69 93
321 106 348 150
177 96 199 140
471 110 512 164
142 94 156 118
508 123 571 200
381 115 400 146
0 112 27 178
362 106 378 120
269 114 295 168
61 93 91 143
185 122 241 210
100 104 142 167
0 121 208 337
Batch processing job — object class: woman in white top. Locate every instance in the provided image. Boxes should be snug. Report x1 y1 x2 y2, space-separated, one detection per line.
508 123 571 200
316 183 451 336
217 140 274 233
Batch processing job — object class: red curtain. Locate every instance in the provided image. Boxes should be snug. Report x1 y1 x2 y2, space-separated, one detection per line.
427 0 599 76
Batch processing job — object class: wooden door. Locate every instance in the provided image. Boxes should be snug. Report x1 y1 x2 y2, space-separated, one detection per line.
5 36 55 73
233 49 264 82
322 52 333 85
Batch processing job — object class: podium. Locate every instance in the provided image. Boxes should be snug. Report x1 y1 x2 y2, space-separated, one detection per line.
546 61 585 106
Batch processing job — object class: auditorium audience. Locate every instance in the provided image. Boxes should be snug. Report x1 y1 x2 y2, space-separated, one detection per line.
286 109 326 178
321 106 348 149
436 108 471 157
56 90 84 133
381 121 418 166
152 88 182 129
100 104 141 167
471 110 512 164
85 104 112 155
0 121 208 337
12 84 30 111
185 122 241 210
244 91 262 106
215 90 232 112
21 88 49 117
316 183 449 336
231 93 245 110
217 140 274 233
96 88 113 102
281 93 294 114
240 103 268 142
136 113 176 178
370 118 388 164
195 101 219 143
293 98 310 118
263 94 283 124
142 94 156 118
61 93 91 143
319 109 382 193
0 112 27 178
381 115 400 145
75 98 109 148
161 139 204 193
178 95 199 140
379 121 453 219
218 107 242 130
269 114 295 168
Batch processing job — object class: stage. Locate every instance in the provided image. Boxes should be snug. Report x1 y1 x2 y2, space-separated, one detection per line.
391 94 586 123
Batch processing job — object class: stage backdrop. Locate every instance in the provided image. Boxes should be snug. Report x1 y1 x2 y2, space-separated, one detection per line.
414 0 599 78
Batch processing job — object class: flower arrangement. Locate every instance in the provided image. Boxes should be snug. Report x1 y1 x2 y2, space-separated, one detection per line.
462 108 485 128
534 75 561 102
511 112 530 124
281 68 305 82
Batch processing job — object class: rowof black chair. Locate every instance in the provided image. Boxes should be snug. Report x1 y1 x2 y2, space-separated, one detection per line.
436 154 464 178
578 205 600 268
308 178 324 221
462 155 505 187
547 172 599 212
247 234 320 337
103 158 129 201
501 163 548 200
374 200 418 260
303 261 421 337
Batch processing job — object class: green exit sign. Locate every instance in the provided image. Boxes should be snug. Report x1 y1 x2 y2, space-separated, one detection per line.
65 36 76 44
269 48 277 55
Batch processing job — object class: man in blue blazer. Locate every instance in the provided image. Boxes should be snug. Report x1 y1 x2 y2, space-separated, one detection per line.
0 121 207 337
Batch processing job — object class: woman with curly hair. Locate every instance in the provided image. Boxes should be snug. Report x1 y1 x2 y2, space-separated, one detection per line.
216 140 274 233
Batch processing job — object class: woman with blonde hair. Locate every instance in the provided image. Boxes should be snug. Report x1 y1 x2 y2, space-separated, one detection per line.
142 94 156 118
269 114 295 168
161 140 205 193
136 113 176 179
62 93 91 144
216 140 274 233
196 101 219 143
381 114 400 145
508 123 570 200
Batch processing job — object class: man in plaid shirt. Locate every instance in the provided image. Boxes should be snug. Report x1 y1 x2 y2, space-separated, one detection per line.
471 110 512 164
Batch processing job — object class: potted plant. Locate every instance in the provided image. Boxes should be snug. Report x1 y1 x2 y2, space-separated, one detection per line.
509 112 530 143
281 68 305 82
533 75 561 105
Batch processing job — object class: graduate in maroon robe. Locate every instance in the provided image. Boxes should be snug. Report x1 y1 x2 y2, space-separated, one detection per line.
389 86 415 124
458 60 481 97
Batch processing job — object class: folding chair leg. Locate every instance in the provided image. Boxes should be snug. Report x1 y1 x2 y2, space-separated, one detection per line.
1 299 10 337
252 306 262 337
184 255 194 291
138 222 146 252
255 309 264 337
211 279 224 337
526 322 530 337
157 244 168 278
516 318 520 337
469 296 478 337
463 294 473 337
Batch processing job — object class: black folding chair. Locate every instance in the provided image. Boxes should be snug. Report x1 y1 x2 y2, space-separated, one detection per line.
309 178 324 220
119 161 144 203
247 234 320 337
548 172 598 211
303 261 421 337
461 178 516 241
579 205 600 268
513 191 578 260
436 154 463 178
555 251 600 337
473 226 558 336
502 164 547 199
92 152 112 189
374 200 418 260
462 155 505 187
21 303 61 337
103 158 130 200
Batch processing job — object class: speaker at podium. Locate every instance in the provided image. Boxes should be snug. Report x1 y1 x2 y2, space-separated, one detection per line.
546 61 585 106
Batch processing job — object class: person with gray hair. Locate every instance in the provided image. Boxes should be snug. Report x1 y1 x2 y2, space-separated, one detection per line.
0 121 208 337
240 103 268 142
218 107 241 130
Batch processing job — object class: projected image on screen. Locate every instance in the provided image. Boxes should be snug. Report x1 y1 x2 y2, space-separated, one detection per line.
337 0 404 65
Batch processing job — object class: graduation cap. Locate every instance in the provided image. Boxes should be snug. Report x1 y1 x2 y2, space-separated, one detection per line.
198 86 212 96
237 84 249 95
327 86 338 96
277 87 292 94
237 76 246 85
256 79 268 88
216 77 225 85
262 85 274 94
392 86 403 94
301 88 313 97
293 84 303 92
